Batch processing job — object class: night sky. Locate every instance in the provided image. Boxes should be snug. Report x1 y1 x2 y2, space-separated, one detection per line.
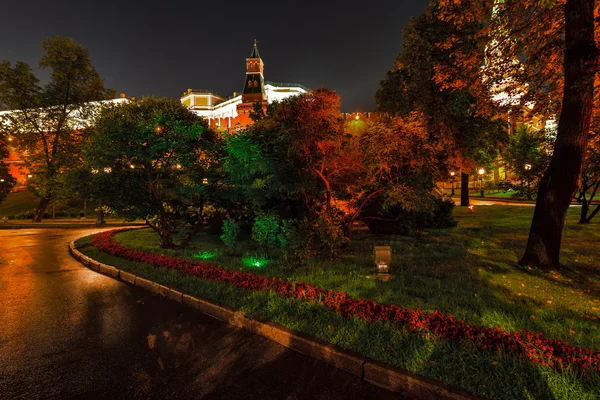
0 0 430 111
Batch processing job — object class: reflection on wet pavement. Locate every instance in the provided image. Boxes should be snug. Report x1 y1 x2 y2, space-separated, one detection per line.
0 228 407 399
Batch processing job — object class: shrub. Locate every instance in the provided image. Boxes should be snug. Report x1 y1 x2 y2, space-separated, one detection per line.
363 197 457 235
91 229 600 375
220 219 240 248
251 213 280 248
280 219 317 265
251 213 296 249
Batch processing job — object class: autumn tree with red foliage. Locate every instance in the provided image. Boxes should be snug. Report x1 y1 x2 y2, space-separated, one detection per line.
225 89 451 253
394 0 599 270
376 2 506 207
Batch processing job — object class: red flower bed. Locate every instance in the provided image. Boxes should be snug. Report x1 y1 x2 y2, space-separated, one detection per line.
91 229 600 373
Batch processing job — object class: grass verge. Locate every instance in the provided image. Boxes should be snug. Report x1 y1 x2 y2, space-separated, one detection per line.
75 205 600 400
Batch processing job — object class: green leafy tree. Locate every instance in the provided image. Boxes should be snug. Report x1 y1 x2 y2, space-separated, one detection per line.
575 133 600 223
503 125 552 200
433 0 599 270
357 117 456 235
220 219 240 249
0 134 16 203
85 98 220 248
0 37 112 221
223 89 362 255
376 2 506 207
225 90 452 254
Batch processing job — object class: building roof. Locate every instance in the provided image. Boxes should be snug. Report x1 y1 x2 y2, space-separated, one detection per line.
249 40 261 59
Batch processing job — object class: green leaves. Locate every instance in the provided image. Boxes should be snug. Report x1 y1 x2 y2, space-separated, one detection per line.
85 98 222 245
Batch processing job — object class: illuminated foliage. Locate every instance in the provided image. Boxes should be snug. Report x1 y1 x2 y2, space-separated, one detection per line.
220 219 240 249
251 213 292 249
503 125 552 200
376 2 506 209
241 253 270 268
0 37 112 221
193 250 218 260
85 98 221 248
0 135 16 203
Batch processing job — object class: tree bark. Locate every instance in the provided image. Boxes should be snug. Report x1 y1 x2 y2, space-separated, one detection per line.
158 212 175 249
579 180 599 223
585 204 600 223
579 201 590 224
32 197 50 222
460 172 470 207
519 0 598 271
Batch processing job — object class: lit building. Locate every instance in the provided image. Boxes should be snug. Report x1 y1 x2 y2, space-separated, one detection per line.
180 41 309 131
1 96 130 184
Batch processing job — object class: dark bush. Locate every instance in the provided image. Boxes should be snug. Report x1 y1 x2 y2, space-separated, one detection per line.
362 197 457 235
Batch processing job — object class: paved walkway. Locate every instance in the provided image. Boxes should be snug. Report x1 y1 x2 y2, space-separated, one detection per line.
0 228 405 399
452 197 535 206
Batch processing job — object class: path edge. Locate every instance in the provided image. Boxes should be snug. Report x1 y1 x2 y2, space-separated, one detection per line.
69 240 482 400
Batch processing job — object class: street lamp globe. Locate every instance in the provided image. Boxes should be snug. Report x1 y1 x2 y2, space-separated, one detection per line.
478 169 485 198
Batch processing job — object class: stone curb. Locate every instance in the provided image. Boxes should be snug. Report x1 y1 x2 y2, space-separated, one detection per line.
69 240 482 400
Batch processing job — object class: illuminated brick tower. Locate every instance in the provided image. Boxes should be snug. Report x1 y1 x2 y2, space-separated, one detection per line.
181 41 308 131
236 40 267 120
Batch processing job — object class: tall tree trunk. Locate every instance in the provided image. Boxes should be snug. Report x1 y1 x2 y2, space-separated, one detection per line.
158 212 175 249
32 197 50 222
460 172 470 206
579 201 590 224
579 180 599 223
519 0 598 271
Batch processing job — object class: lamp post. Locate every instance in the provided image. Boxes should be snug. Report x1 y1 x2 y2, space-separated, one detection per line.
478 168 485 198
92 167 111 226
450 171 456 196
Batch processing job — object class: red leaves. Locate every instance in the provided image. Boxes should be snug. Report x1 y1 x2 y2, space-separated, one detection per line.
92 229 600 374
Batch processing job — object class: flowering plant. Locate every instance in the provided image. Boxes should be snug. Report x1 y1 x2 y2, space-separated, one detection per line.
92 229 600 373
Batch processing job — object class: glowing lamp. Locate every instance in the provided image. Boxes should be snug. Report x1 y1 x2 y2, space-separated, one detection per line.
242 254 269 268
374 246 392 275
193 251 217 260
450 171 455 177
27 174 33 178
478 168 485 175
0 179 4 182
355 115 359 120
130 164 135 169
7 137 13 141
525 164 532 171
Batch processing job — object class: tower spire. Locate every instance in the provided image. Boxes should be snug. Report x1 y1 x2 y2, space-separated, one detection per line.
250 39 261 58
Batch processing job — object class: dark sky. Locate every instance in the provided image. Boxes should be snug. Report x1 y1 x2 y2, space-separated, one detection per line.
0 0 429 111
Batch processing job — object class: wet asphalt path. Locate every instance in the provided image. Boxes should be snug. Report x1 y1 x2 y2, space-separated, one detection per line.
0 228 405 400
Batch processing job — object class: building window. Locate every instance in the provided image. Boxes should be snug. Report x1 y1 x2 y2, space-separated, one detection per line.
248 81 252 88
253 81 258 87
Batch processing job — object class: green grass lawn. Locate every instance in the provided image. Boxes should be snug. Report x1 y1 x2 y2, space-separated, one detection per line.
76 205 600 400
0 190 40 216
0 190 102 219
